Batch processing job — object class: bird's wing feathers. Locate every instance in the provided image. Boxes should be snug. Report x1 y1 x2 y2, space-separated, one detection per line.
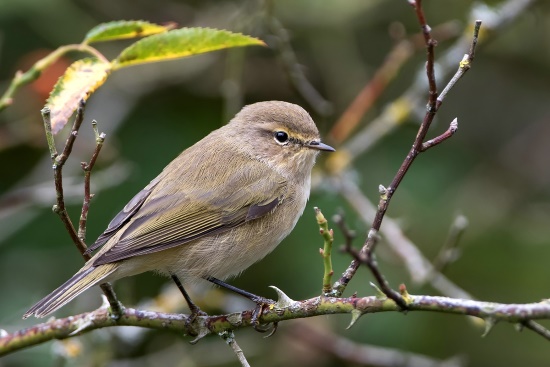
92 159 287 266
85 177 161 254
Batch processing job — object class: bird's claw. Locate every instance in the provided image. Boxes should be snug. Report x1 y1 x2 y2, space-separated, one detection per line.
250 297 278 336
185 308 208 338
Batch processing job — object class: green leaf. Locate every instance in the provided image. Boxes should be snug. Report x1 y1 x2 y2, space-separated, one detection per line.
112 27 265 69
46 58 111 134
82 20 175 44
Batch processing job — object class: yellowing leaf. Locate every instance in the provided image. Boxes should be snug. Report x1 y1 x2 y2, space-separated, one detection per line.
112 27 265 69
83 20 174 44
47 59 111 134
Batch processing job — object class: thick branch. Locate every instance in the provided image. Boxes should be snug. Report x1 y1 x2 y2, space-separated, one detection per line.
4 294 550 356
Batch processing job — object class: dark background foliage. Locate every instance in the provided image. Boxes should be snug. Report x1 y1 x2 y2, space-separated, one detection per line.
1 0 550 366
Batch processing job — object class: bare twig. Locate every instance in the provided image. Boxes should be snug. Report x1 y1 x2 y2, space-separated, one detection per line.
336 164 473 300
333 212 356 253
41 102 122 317
289 321 465 367
411 0 438 116
431 214 468 275
523 320 550 341
220 331 251 367
42 103 88 255
329 38 414 144
421 118 458 151
334 4 481 306
78 120 106 241
328 21 461 145
337 0 535 167
221 48 246 122
264 2 332 117
436 20 481 108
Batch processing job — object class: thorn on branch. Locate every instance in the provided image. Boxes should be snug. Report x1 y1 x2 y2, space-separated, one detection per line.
482 317 497 337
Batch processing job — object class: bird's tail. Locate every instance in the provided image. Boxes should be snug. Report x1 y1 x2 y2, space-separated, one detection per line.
23 263 118 319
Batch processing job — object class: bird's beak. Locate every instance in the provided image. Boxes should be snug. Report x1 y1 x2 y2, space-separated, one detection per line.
308 141 335 152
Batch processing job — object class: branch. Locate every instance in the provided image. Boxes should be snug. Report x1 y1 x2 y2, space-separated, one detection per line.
430 214 468 276
335 178 473 300
336 0 535 167
42 103 88 255
41 102 122 317
4 293 550 356
335 3 481 305
328 21 461 145
264 1 332 117
78 120 105 242
288 321 465 367
436 20 481 108
220 331 251 367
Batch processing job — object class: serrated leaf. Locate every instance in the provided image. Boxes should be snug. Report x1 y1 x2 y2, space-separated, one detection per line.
112 27 265 69
83 20 174 44
47 59 111 134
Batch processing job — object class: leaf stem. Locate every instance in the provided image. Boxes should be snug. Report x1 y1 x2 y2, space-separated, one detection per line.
0 44 107 112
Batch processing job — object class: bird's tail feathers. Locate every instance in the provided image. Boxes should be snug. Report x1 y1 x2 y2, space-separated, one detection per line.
23 264 118 319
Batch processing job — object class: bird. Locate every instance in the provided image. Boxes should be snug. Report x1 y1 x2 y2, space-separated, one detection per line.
24 100 334 319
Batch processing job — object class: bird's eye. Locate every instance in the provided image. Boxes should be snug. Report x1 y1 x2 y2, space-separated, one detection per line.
274 131 289 144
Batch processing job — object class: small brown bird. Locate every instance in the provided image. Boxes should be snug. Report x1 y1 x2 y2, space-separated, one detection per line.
24 101 334 319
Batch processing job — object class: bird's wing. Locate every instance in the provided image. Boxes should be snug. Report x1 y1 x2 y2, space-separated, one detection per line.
85 178 161 254
92 160 287 266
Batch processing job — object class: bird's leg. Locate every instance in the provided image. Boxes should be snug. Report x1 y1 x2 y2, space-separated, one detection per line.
205 276 275 333
171 274 207 334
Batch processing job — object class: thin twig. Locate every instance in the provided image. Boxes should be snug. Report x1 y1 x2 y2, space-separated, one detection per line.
41 101 123 317
344 229 408 309
338 0 532 166
436 20 482 108
421 117 458 151
336 178 473 300
333 212 356 253
337 4 481 306
264 2 332 117
431 214 468 276
78 120 105 241
42 103 88 255
329 39 414 144
411 0 438 119
220 331 251 367
328 21 461 145
524 320 550 341
288 321 465 367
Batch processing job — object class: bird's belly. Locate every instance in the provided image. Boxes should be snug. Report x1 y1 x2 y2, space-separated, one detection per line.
143 208 303 283
118 188 308 285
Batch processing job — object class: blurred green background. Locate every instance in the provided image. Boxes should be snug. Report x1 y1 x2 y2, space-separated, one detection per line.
2 0 550 366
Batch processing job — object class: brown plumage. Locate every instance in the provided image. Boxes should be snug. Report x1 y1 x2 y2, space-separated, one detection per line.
24 101 334 319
